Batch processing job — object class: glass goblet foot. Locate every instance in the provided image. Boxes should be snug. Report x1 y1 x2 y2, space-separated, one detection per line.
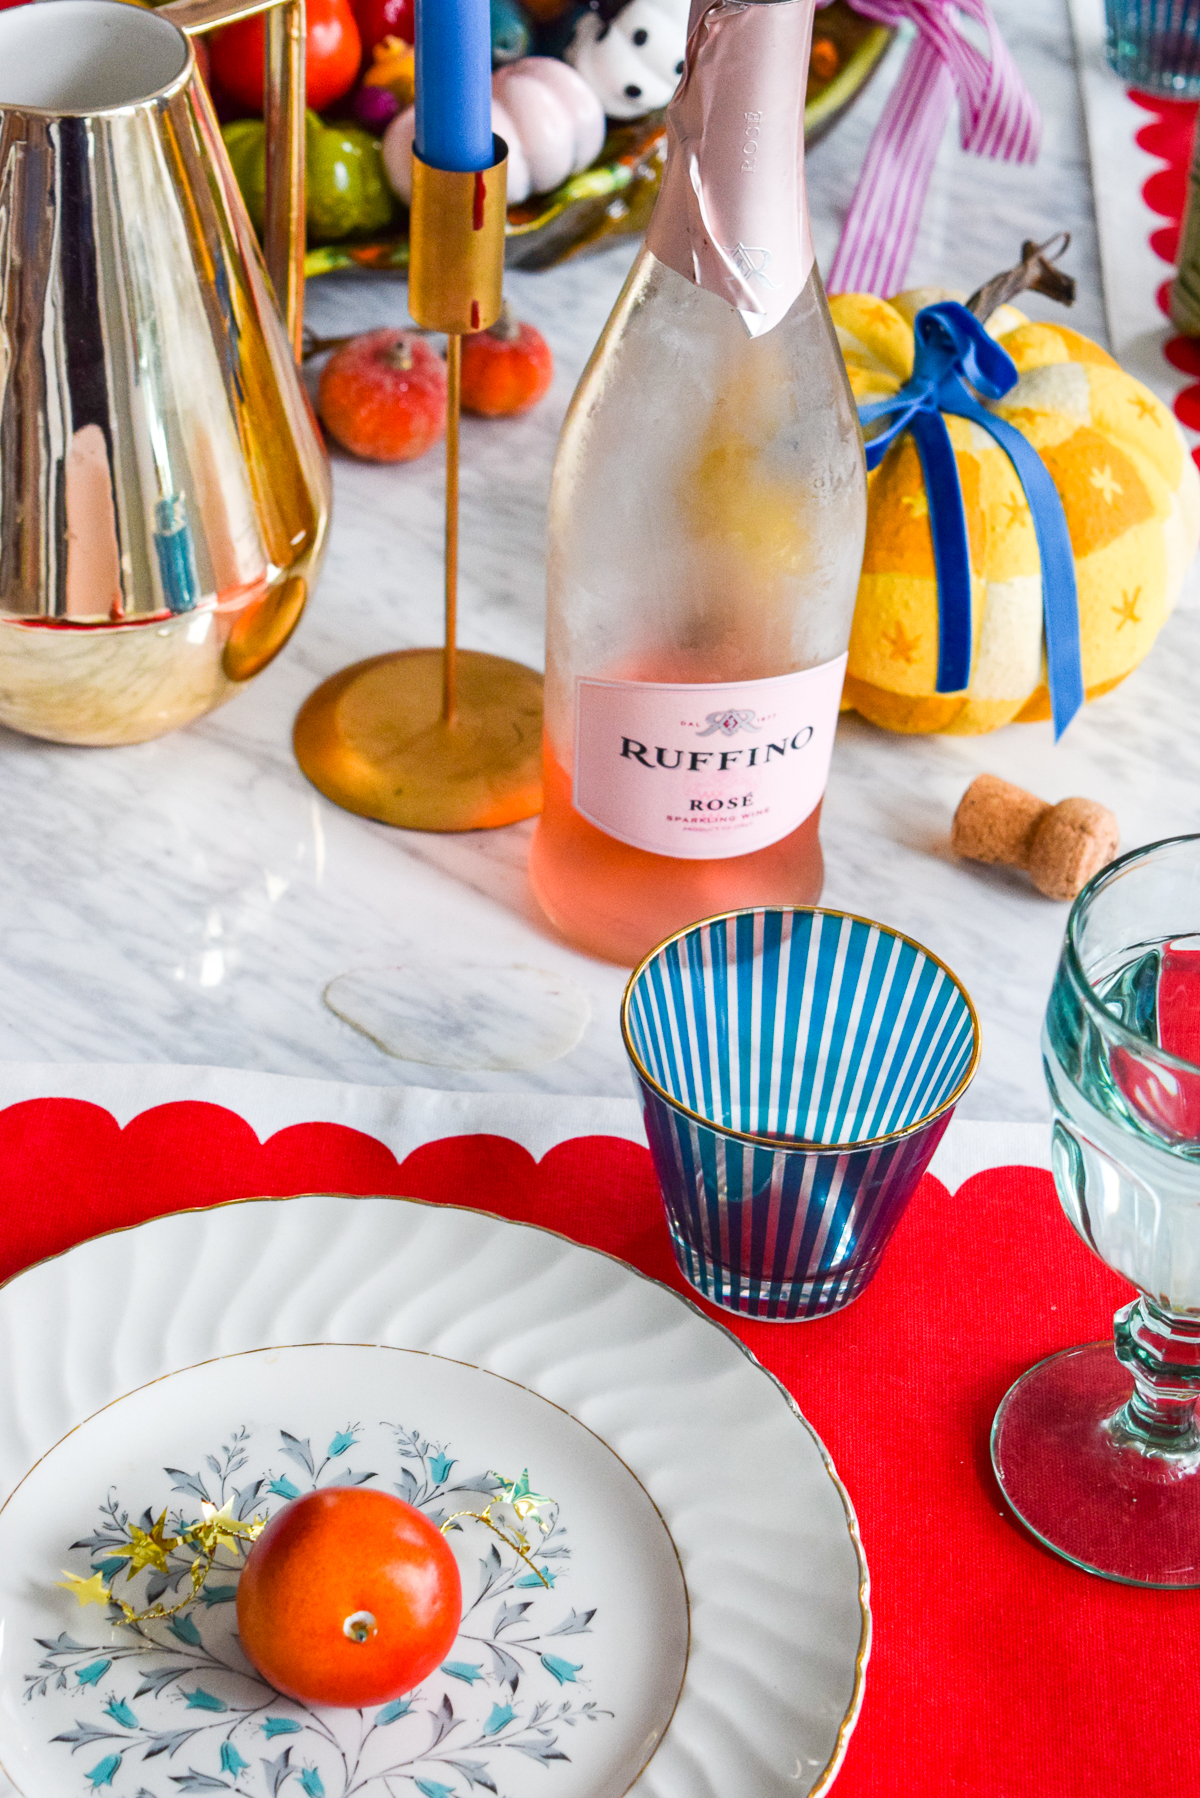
992 1303 1200 1588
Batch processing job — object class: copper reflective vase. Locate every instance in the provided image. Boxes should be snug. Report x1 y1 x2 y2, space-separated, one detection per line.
0 0 329 745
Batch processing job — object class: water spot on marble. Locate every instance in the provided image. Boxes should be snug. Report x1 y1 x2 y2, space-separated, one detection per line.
324 963 591 1071
199 948 225 987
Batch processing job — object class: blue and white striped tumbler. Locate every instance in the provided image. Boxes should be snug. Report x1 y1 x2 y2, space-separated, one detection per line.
622 908 980 1321
1106 0 1200 94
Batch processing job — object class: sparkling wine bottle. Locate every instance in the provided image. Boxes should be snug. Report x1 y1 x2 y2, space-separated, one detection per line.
528 0 867 965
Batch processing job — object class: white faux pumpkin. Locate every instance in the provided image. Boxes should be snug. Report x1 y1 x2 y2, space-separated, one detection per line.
381 56 606 206
565 0 689 120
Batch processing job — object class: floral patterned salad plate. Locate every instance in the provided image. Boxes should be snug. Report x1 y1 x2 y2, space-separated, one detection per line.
0 1195 869 1798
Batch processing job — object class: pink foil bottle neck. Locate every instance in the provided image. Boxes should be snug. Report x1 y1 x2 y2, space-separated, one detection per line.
645 0 817 337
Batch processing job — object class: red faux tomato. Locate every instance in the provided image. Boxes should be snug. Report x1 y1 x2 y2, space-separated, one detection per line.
237 1488 463 1708
353 0 414 55
210 0 361 114
317 329 447 463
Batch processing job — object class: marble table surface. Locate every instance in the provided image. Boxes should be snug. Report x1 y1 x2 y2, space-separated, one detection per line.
0 0 1188 1120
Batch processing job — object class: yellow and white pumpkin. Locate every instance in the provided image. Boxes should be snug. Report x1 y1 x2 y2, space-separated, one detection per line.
830 287 1200 734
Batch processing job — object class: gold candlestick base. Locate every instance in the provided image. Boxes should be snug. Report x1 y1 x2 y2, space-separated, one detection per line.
293 139 543 834
294 647 543 831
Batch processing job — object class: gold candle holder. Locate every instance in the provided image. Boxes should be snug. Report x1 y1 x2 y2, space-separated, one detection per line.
294 139 545 832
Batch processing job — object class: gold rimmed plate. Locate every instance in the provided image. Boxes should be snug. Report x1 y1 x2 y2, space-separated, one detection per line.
0 1194 869 1798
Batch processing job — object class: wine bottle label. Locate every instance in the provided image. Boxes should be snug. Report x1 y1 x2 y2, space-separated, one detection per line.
572 657 847 861
646 0 815 338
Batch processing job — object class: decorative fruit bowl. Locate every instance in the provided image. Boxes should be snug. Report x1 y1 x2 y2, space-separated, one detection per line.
302 0 892 276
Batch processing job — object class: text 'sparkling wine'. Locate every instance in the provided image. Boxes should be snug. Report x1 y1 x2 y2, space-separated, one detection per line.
529 0 868 964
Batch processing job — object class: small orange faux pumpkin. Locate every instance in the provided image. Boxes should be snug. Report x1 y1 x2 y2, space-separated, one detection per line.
460 304 554 418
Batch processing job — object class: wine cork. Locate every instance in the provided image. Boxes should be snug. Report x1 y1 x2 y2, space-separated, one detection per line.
952 774 1119 901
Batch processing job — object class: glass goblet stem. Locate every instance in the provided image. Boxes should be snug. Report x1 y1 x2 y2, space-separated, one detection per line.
1112 1297 1200 1456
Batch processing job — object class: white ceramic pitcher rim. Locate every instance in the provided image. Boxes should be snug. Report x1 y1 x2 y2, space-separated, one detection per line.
0 0 195 121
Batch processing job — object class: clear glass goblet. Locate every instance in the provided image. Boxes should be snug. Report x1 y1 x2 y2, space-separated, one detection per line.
992 834 1200 1587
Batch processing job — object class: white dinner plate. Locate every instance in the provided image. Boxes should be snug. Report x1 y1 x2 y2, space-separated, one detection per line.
0 1195 869 1798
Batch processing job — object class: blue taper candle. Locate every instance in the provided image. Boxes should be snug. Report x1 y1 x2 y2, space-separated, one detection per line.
414 0 494 173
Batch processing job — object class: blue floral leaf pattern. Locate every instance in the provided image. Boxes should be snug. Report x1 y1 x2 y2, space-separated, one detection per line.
279 1433 316 1477
395 1466 419 1505
197 1584 238 1607
512 1739 570 1765
143 1729 201 1759
428 1693 457 1747
164 1470 210 1503
484 1643 522 1693
52 1722 125 1752
184 1689 227 1712
547 1609 595 1636
30 1415 609 1796
445 1757 497 1791
262 1747 294 1796
375 1699 413 1725
441 1661 484 1685
540 1655 582 1686
234 1480 265 1520
133 1665 184 1700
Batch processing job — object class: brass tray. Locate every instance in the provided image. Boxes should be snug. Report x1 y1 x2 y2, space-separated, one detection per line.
304 1 892 278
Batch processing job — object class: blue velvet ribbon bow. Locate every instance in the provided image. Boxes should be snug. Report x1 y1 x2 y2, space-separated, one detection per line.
856 301 1084 739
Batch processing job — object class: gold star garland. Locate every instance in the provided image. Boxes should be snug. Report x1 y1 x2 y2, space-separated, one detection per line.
57 1500 265 1624
56 1472 557 1622
440 1469 557 1589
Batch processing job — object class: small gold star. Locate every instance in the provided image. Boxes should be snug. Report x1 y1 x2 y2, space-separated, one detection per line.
190 1498 262 1556
882 622 920 664
1089 464 1124 504
1114 587 1142 629
493 1470 555 1532
122 1511 178 1578
900 491 929 520
1130 391 1158 422
1003 493 1027 528
56 1570 112 1608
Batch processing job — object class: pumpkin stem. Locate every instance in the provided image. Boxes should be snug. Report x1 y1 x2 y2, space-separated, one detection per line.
300 326 434 362
487 300 523 343
966 233 1076 323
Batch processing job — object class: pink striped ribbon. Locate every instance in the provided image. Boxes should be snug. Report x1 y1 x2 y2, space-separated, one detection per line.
826 0 1041 297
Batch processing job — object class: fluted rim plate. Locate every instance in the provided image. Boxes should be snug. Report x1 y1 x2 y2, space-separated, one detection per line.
0 1194 869 1798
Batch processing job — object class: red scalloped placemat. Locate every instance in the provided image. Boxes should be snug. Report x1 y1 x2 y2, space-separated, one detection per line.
1128 88 1200 452
1 1095 1194 1796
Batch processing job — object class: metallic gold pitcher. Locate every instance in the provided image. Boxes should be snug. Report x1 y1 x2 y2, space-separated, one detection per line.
0 0 330 744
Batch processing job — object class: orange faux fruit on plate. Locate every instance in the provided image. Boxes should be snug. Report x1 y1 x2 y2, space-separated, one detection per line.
236 1487 462 1707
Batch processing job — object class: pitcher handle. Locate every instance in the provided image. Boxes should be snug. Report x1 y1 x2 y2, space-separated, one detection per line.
162 0 306 361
